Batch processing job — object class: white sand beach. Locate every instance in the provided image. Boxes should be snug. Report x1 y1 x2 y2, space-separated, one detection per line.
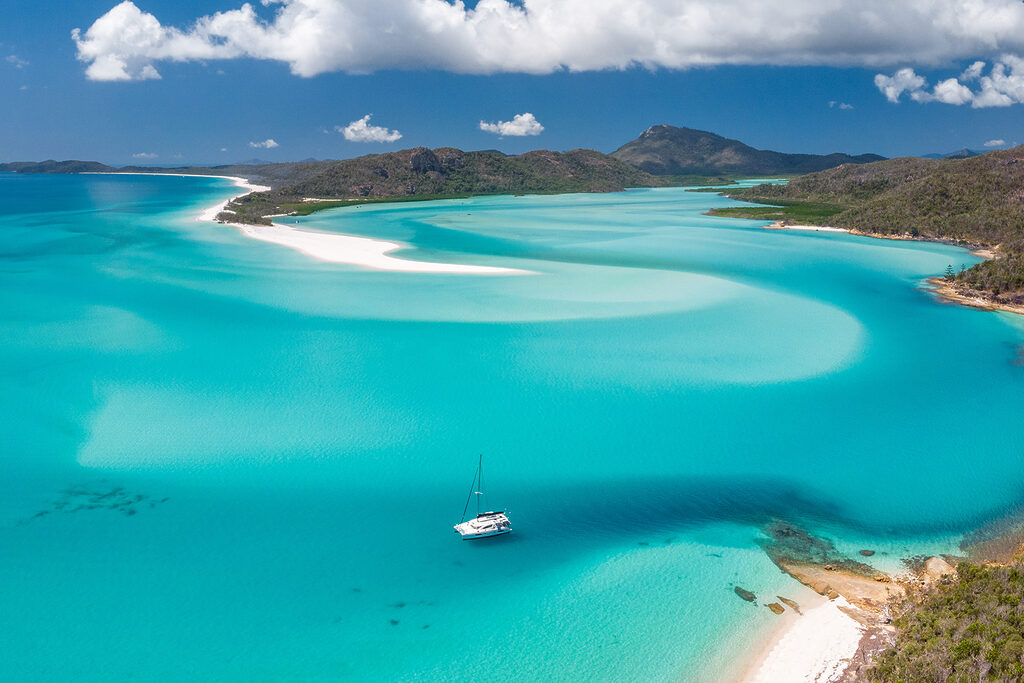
765 221 849 233
81 172 270 222
743 596 863 683
229 221 528 274
118 171 528 274
188 175 272 222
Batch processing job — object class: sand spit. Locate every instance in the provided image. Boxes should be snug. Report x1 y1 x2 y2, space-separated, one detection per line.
226 221 529 274
120 172 532 274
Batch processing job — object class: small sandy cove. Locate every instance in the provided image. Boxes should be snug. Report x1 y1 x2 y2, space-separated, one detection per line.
742 594 864 683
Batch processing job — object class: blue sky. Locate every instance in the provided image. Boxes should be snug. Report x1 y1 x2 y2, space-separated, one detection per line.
3 0 1024 165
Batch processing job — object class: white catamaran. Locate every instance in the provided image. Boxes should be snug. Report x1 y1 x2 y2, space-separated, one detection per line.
453 455 511 540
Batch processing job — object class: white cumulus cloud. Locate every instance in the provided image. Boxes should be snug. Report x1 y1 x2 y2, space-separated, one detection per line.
338 115 402 143
72 1 1024 81
828 100 854 109
131 152 157 159
874 68 926 103
962 61 986 81
6 55 28 69
930 78 975 105
249 139 279 149
480 112 544 137
984 138 1006 146
875 56 1024 108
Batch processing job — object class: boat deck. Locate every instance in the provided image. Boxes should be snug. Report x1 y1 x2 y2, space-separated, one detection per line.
454 511 511 539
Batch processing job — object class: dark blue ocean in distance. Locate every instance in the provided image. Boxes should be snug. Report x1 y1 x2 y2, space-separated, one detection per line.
1 173 1023 680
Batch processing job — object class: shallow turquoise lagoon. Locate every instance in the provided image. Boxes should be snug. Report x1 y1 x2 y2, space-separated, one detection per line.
2 173 1023 681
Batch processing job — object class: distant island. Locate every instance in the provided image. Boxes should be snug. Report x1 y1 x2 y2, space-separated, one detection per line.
610 124 885 176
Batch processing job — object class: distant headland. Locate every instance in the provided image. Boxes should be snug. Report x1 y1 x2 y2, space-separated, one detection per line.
4 124 1022 313
0 124 885 226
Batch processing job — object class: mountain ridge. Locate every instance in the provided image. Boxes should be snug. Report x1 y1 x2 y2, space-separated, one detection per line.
222 146 685 224
611 124 884 176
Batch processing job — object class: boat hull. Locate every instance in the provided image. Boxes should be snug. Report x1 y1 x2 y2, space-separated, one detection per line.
453 526 511 540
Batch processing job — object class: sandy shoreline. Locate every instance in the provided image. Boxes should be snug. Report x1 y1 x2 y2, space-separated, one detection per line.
764 221 849 233
926 278 1024 316
194 177 528 274
737 560 901 682
765 221 1023 317
231 221 528 274
97 171 527 275
740 595 864 683
80 171 271 221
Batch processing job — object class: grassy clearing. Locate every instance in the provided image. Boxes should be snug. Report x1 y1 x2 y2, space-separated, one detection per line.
707 199 847 225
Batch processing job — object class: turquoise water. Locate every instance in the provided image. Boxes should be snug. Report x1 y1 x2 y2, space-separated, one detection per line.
2 173 1023 681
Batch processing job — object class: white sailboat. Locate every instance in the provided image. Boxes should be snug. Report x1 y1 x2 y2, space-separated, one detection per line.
453 455 511 540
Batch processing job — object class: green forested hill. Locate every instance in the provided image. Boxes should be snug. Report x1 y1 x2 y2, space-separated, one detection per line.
728 148 1024 303
222 146 692 223
611 124 884 176
0 160 115 174
868 560 1024 682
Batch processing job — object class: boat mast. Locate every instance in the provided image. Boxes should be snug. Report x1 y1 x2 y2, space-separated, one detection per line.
461 456 482 523
477 454 483 516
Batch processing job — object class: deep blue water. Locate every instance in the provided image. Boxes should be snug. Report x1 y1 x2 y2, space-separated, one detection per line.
1 173 1022 681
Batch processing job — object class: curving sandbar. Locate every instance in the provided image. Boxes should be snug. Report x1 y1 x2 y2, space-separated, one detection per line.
230 222 529 274
177 175 529 274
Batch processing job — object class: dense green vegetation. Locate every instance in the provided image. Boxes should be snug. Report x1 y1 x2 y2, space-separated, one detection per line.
1 148 739 225
706 199 846 225
611 124 884 176
868 560 1024 682
726 148 1024 303
218 146 716 223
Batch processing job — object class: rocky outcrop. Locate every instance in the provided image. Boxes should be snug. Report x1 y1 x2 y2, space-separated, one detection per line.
734 586 757 602
923 556 957 583
777 596 802 614
410 147 442 174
